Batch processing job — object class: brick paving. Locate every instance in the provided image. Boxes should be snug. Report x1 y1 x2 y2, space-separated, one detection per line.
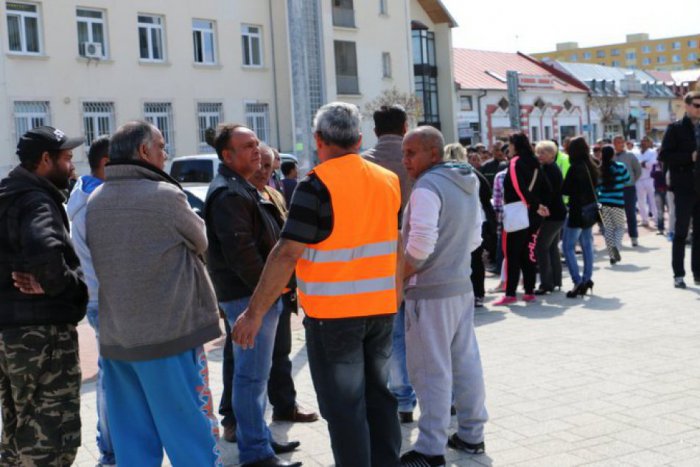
73 227 700 466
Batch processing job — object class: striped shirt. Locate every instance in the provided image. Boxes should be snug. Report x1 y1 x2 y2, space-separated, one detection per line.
597 161 630 207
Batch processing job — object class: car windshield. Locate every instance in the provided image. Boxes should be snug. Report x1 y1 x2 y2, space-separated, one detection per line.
171 160 213 183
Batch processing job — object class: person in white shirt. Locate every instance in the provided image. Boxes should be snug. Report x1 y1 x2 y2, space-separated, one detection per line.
636 136 658 227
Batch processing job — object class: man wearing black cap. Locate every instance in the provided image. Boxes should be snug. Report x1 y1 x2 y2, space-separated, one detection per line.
0 126 88 465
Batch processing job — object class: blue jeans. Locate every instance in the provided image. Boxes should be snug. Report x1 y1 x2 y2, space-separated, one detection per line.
388 304 416 413
305 315 401 467
563 226 594 284
623 186 639 240
86 305 115 465
220 297 282 464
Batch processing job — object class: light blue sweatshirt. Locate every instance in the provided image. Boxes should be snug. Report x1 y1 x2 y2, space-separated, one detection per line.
66 175 103 308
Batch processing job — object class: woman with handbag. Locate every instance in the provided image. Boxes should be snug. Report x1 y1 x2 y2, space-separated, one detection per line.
597 145 632 265
494 133 549 306
561 136 600 298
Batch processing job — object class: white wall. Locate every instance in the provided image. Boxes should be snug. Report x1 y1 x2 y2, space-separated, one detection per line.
1 0 284 175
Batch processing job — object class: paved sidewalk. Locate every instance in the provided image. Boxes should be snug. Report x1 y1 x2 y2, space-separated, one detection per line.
74 227 700 466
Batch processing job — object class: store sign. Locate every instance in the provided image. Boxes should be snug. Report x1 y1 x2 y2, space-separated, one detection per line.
518 74 555 88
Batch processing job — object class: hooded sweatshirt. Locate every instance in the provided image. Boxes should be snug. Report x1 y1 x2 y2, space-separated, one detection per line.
402 162 482 300
0 166 87 327
66 175 103 309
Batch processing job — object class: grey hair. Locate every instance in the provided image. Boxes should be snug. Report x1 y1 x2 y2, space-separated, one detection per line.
407 125 445 155
259 143 274 161
535 140 557 157
313 102 361 148
109 121 156 161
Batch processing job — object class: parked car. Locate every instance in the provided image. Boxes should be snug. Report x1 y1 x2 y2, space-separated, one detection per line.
183 184 208 218
170 153 298 185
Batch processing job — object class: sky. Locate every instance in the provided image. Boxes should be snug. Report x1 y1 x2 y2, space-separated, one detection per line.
442 0 700 54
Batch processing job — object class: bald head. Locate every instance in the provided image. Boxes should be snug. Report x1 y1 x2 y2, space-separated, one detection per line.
402 126 445 179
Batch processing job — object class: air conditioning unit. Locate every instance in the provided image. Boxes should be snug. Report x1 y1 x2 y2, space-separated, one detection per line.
83 42 103 59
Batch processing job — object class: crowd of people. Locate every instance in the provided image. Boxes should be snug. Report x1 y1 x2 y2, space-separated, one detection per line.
0 90 697 467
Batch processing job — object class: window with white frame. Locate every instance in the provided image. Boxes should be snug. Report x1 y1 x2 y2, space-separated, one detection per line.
641 45 651 53
642 57 651 65
138 14 165 61
6 2 41 54
77 8 107 58
569 54 577 62
144 102 174 155
656 43 665 52
583 52 591 59
460 96 473 112
672 54 681 63
197 102 223 151
334 40 359 94
245 103 270 143
241 25 262 67
657 56 666 64
689 53 698 62
382 52 392 78
192 19 216 64
596 50 605 58
611 60 620 67
689 40 698 48
672 41 681 50
611 48 620 56
626 52 636 60
13 101 50 142
82 102 115 145
379 0 388 15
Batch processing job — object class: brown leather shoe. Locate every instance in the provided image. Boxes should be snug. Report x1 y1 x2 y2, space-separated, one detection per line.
222 424 236 443
272 406 319 423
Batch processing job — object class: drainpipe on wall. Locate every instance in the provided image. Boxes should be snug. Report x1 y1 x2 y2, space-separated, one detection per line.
586 94 593 142
269 0 282 149
477 89 487 144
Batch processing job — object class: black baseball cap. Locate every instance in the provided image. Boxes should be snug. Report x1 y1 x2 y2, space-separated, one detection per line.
16 126 84 157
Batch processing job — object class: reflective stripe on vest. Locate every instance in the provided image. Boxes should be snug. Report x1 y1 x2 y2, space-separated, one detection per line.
301 240 397 263
295 154 400 319
297 275 395 296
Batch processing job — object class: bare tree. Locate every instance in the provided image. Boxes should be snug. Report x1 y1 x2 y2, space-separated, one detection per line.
362 86 423 126
589 95 628 137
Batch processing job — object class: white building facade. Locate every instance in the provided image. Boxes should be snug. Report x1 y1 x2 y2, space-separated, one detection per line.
1 0 458 175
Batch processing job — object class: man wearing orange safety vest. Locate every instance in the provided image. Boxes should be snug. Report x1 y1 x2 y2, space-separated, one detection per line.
233 102 403 467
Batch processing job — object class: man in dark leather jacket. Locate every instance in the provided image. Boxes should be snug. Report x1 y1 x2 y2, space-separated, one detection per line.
0 126 87 465
203 124 302 467
659 91 700 288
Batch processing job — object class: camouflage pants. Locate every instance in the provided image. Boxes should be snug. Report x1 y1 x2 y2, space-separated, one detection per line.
0 324 81 467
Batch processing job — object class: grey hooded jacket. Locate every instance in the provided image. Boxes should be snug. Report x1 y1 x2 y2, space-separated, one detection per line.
402 162 482 300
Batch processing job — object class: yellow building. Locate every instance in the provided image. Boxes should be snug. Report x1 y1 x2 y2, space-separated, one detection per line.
533 33 700 71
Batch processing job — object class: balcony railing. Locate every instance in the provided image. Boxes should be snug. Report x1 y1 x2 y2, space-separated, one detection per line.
336 74 359 95
332 7 355 28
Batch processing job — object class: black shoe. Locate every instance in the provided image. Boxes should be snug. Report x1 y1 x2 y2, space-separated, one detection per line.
579 280 594 296
675 277 687 289
566 283 583 298
271 440 300 454
242 455 302 467
534 286 553 295
399 450 445 466
447 433 486 454
399 411 414 423
694 277 700 286
222 424 236 443
611 247 621 263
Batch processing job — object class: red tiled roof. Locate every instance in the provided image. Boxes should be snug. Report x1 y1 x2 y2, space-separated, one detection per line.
453 48 588 93
646 70 674 83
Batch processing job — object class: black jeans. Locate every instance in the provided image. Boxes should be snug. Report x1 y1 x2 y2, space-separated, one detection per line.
671 192 700 278
535 220 564 289
218 293 298 427
305 315 401 467
504 226 539 296
623 186 639 240
470 246 485 298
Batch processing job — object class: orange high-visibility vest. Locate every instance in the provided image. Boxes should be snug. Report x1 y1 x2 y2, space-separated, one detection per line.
296 154 400 319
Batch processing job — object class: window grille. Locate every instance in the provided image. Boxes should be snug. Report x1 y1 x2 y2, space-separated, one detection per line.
13 100 50 143
144 102 175 155
197 103 223 152
82 102 114 146
245 103 270 143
